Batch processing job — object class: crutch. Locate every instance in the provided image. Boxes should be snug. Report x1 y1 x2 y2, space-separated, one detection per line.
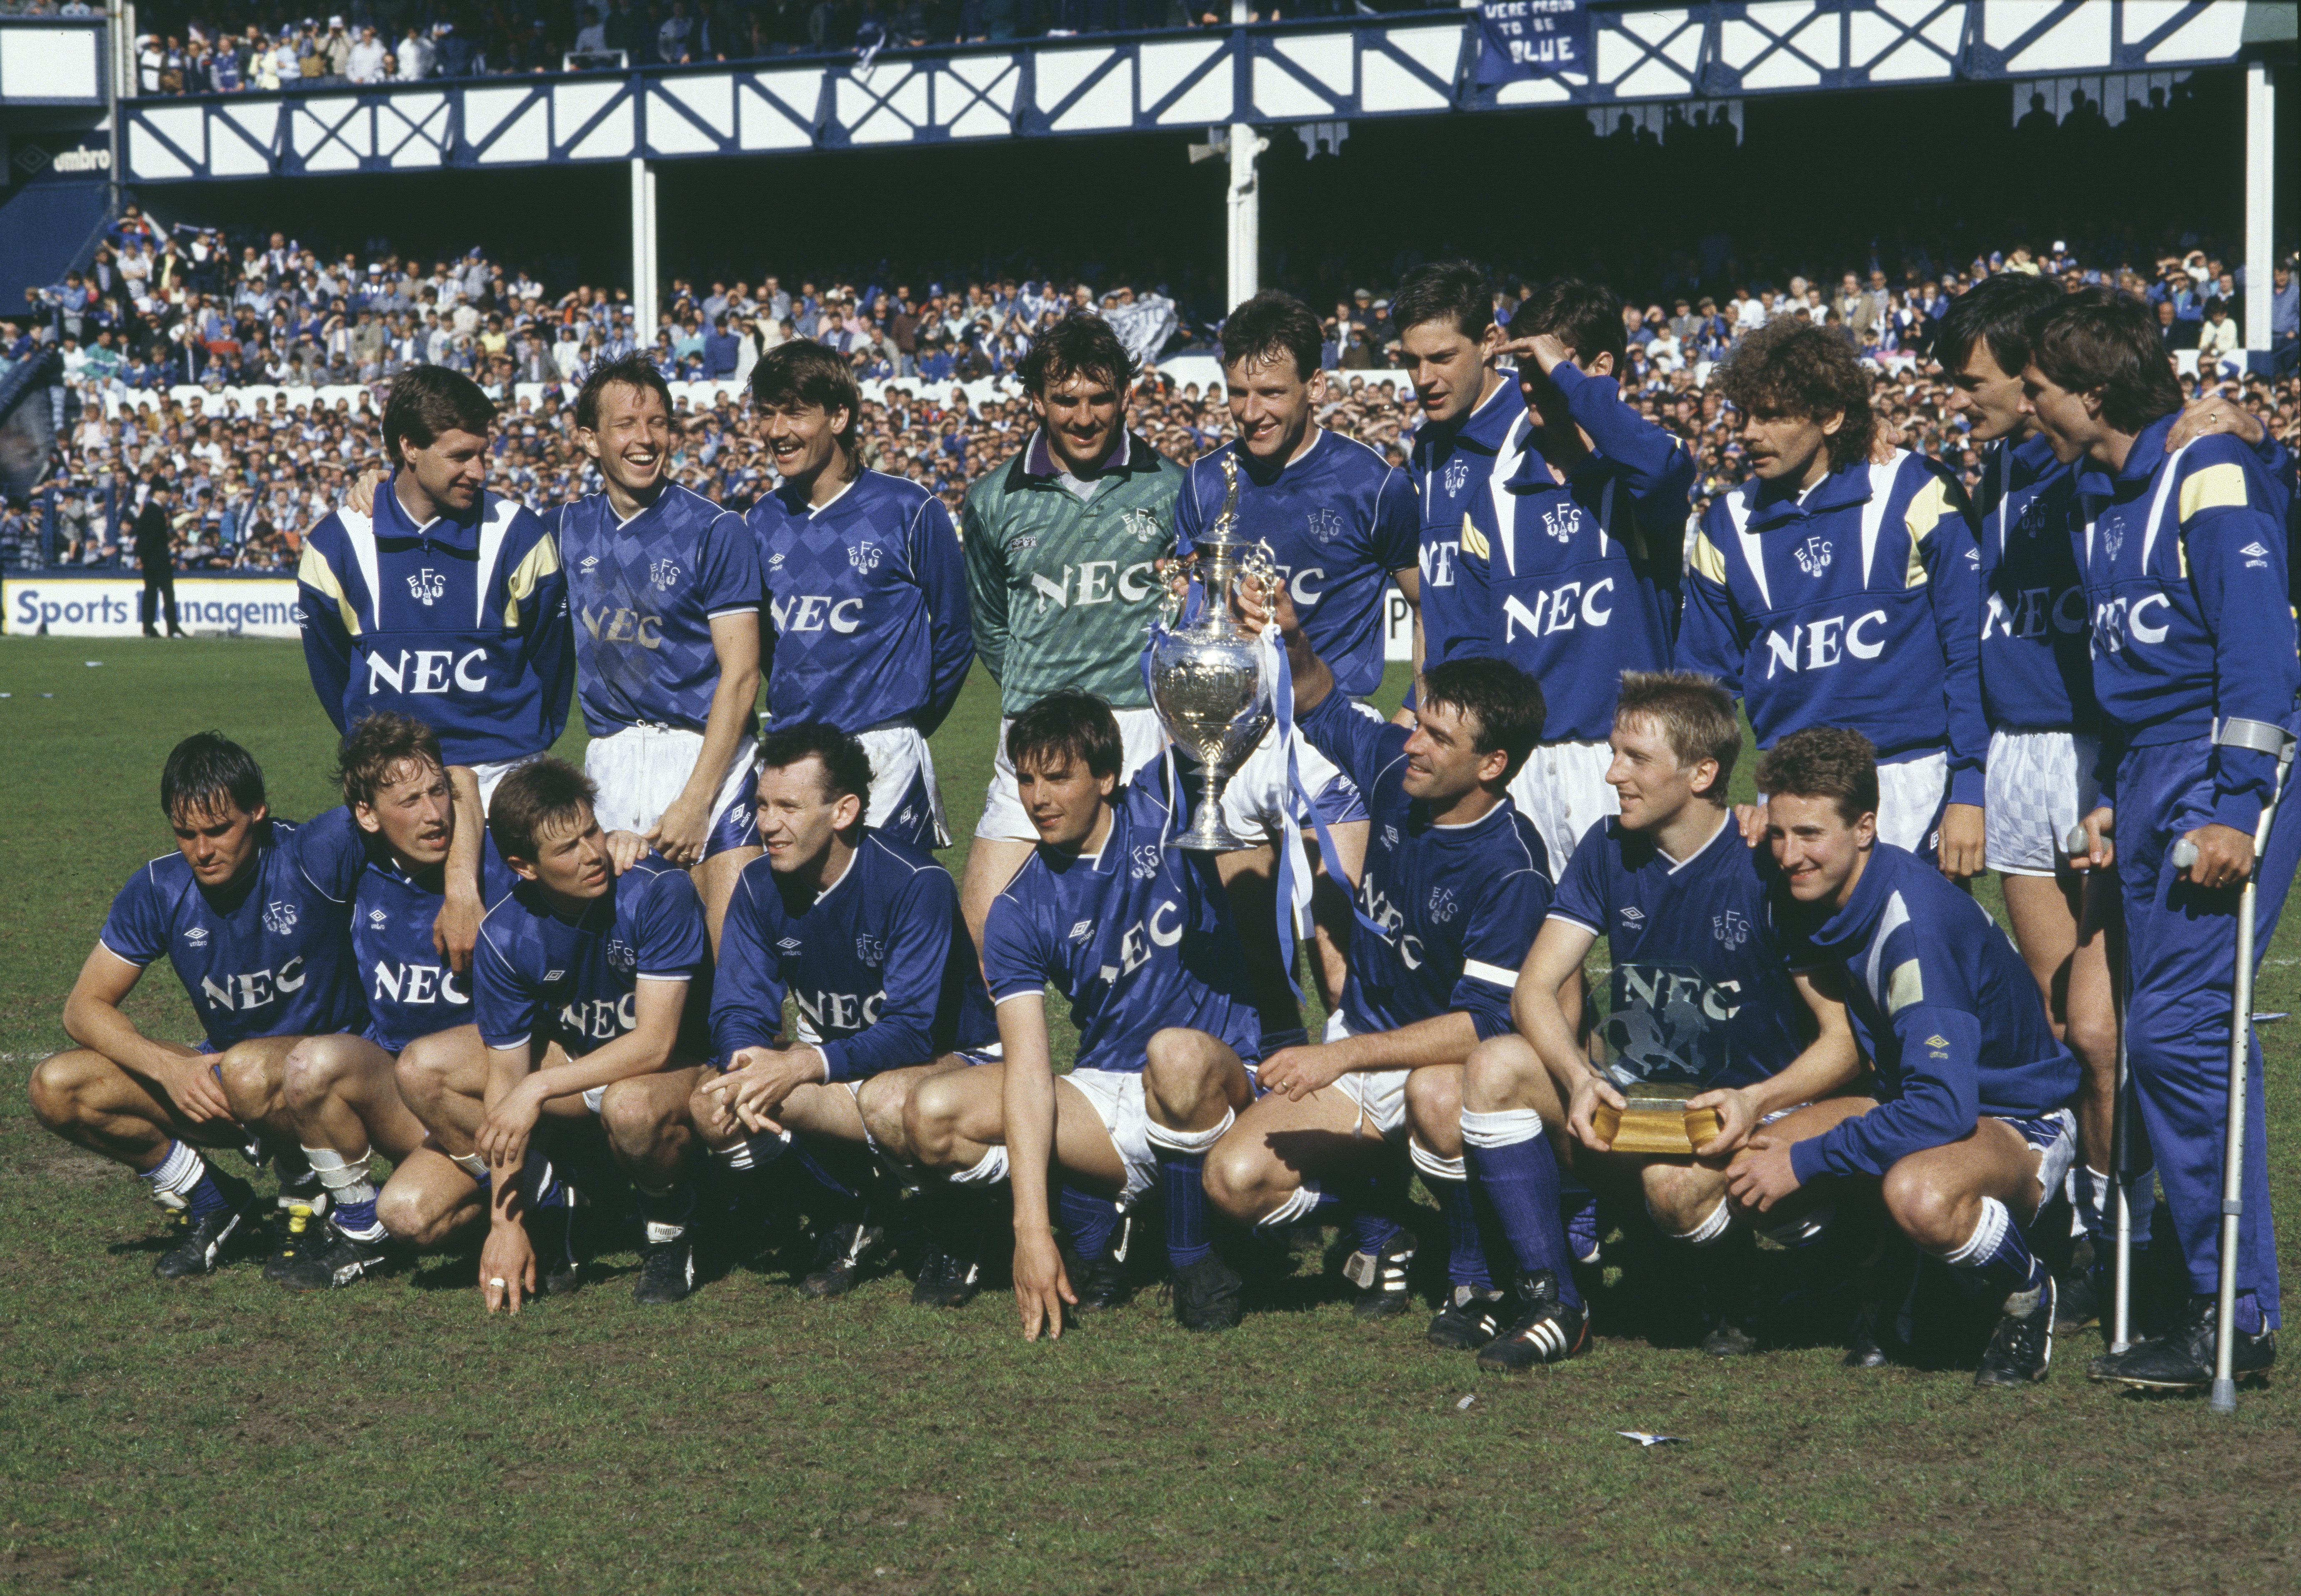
2167 720 2295 1413
2067 821 2138 1354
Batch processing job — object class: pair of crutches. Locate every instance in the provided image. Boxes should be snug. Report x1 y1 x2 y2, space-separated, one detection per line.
2073 718 2294 1412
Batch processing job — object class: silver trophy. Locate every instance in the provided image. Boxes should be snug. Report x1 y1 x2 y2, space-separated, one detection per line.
1148 453 1282 852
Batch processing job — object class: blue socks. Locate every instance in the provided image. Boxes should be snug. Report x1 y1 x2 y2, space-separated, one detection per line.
1945 1196 2045 1299
1058 1181 1121 1261
1147 1110 1235 1272
144 1139 231 1219
1461 1109 1581 1309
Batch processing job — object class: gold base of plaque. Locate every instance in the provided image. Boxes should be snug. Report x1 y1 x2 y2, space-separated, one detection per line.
1592 1101 1724 1157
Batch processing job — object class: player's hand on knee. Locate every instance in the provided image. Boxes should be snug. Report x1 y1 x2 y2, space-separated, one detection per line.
2180 822 2256 890
167 1055 236 1125
1687 1085 1755 1160
1257 1044 1341 1101
481 1220 537 1315
1937 803 1985 881
605 829 650 874
1724 1134 1801 1212
1013 1229 1075 1342
1730 799 1767 849
344 466 386 516
476 1078 547 1171
1566 1073 1626 1153
2070 805 2115 871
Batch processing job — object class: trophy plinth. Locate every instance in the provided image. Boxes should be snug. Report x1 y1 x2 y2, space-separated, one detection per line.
1591 1085 1724 1157
1148 453 1279 852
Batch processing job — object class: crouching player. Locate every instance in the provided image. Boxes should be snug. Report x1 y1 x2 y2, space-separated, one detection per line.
388 758 713 1312
1211 583 1554 1352
905 692 1266 1336
1731 729 2082 1387
696 724 1001 1306
256 712 516 1290
2024 290 2299 1391
1464 673 1860 1364
29 733 367 1278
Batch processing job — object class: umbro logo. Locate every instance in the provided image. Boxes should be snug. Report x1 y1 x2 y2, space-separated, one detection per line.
768 552 786 568
1068 919 1094 942
579 555 600 572
2242 542 2269 557
544 970 564 982
406 568 446 606
1382 825 1399 849
367 908 389 928
1620 907 1645 927
1925 1034 1950 1048
183 926 209 946
1011 535 1040 552
777 937 802 952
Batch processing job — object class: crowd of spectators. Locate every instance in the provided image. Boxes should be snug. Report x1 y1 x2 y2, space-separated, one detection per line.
9 0 1397 97
4 204 2295 587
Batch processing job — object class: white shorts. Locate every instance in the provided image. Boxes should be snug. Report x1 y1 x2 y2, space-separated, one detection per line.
1997 1105 2079 1212
1985 729 2100 877
583 724 757 859
1507 739 1619 882
1216 712 1369 841
1876 750 1950 857
1063 1066 1157 1201
857 722 951 849
1325 1010 1411 1137
468 755 539 813
976 706 1166 842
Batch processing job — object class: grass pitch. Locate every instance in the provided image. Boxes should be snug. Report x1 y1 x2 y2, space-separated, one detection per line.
1 636 2297 1595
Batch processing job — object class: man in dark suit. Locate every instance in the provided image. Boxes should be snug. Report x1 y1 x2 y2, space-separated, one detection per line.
135 481 184 639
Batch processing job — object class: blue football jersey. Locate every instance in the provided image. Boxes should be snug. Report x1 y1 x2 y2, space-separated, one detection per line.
981 771 1261 1072
473 857 710 1058
99 810 369 1051
1479 373 1694 742
1549 814 1806 1091
1678 450 1989 806
1411 378 1526 672
559 482 761 738
298 480 573 767
1174 431 1419 699
1777 843 2078 1183
1973 433 2095 733
710 830 997 1079
352 834 518 1054
2077 417 2299 833
1295 692 1551 1038
747 470 974 736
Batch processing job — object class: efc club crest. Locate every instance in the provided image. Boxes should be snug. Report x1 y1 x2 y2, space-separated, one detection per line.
1306 507 1344 545
1426 886 1459 924
2015 496 2050 540
1121 508 1163 545
406 568 447 606
1130 844 1163 880
1443 458 1470 496
649 558 682 591
1541 504 1579 544
855 936 886 967
1712 909 1751 949
2102 520 2125 563
847 541 882 572
1794 538 1832 576
263 901 299 935
607 938 637 978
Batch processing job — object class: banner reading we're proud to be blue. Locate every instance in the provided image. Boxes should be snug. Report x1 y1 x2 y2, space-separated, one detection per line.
1475 0 1593 85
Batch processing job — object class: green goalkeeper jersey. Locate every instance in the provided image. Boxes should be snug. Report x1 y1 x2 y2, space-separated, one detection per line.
961 428 1183 716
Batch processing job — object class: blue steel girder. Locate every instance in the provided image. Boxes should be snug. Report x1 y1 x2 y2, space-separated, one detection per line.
111 1 2278 183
